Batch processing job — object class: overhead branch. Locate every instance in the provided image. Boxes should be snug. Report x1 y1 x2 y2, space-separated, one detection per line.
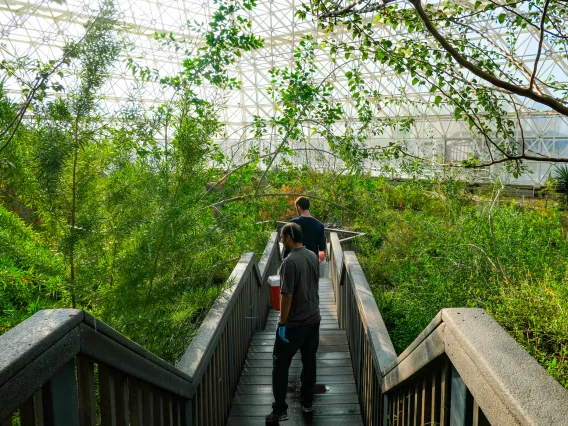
319 0 568 117
408 0 568 117
324 0 366 17
207 192 356 212
530 0 551 91
320 0 400 17
0 12 103 155
447 18 548 96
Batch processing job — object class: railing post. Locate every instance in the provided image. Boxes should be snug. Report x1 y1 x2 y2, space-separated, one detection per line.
19 390 43 426
184 399 193 426
382 394 389 426
47 358 80 426
450 366 467 426
227 315 234 392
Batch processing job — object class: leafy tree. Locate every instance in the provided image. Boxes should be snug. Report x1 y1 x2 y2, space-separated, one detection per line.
25 0 122 308
290 0 568 172
0 0 272 363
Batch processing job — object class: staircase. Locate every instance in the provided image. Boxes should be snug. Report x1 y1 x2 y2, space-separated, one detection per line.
227 277 363 425
2 228 568 426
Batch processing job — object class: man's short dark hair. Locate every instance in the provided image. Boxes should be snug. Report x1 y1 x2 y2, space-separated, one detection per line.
282 222 303 243
295 196 310 211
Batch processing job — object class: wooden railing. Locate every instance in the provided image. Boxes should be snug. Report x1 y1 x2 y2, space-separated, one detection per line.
177 231 281 425
329 232 568 426
6 228 567 426
269 220 365 243
0 309 194 426
0 232 281 426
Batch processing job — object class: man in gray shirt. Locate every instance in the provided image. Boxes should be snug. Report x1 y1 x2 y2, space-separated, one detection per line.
266 222 321 424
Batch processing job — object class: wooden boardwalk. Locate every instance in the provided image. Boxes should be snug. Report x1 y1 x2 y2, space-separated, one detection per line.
227 277 363 425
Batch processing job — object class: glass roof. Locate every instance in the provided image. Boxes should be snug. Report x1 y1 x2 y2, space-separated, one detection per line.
1 0 568 186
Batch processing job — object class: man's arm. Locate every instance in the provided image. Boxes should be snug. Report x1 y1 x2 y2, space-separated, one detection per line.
318 225 327 257
279 293 293 324
279 259 295 323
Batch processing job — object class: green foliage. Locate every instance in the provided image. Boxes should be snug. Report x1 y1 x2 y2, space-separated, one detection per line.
0 0 267 364
353 180 568 388
554 165 568 199
297 0 568 169
0 205 67 333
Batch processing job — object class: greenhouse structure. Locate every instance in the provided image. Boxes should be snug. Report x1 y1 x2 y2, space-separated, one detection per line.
2 1 568 426
2 0 568 186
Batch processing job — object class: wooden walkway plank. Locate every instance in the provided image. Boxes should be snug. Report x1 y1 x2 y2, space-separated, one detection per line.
235 383 358 395
226 416 364 426
243 358 353 368
226 278 363 425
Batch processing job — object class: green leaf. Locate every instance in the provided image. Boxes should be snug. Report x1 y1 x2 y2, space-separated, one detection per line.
498 13 506 24
434 95 442 106
474 1 482 9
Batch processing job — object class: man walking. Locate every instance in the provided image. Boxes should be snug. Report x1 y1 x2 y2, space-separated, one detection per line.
266 222 321 424
285 196 326 262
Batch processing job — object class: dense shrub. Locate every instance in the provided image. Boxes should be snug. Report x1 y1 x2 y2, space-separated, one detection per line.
250 170 568 388
355 180 568 388
0 205 67 332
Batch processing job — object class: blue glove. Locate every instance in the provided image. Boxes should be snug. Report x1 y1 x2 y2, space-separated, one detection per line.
277 323 289 343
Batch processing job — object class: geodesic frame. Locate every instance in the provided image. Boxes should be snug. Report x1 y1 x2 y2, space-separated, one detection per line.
1 0 567 186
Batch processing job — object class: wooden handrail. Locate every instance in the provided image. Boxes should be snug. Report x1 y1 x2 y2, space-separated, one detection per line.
177 232 281 424
0 232 282 426
259 220 366 242
329 232 568 426
0 309 195 424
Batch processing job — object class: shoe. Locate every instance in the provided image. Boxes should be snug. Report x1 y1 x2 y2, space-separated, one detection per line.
302 402 314 413
265 410 288 424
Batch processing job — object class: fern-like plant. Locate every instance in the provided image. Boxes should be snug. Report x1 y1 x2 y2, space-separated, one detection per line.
554 165 568 203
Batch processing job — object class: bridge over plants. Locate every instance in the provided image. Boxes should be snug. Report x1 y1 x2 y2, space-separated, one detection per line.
2 227 567 426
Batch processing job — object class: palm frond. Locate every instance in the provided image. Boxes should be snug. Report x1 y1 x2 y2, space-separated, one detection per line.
554 165 568 196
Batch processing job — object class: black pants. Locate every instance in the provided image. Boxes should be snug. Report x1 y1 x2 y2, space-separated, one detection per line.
272 322 320 412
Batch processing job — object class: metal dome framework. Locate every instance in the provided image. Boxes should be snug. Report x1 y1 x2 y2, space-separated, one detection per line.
1 0 568 186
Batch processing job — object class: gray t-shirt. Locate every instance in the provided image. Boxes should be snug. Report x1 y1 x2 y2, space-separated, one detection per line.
280 246 321 327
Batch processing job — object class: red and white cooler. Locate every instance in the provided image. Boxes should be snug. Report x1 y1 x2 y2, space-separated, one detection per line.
268 275 281 311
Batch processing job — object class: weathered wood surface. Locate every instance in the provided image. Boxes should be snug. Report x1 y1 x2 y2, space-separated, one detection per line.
227 277 364 426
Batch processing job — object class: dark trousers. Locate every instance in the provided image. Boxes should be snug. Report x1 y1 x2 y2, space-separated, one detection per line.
272 322 320 412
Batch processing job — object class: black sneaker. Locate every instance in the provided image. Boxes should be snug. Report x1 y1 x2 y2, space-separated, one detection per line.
265 410 288 424
302 402 314 413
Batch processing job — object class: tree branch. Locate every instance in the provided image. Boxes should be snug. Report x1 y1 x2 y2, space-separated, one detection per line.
530 0 550 91
0 12 103 155
207 192 356 212
204 146 351 195
253 59 358 194
447 17 548 96
320 0 367 17
408 0 568 117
